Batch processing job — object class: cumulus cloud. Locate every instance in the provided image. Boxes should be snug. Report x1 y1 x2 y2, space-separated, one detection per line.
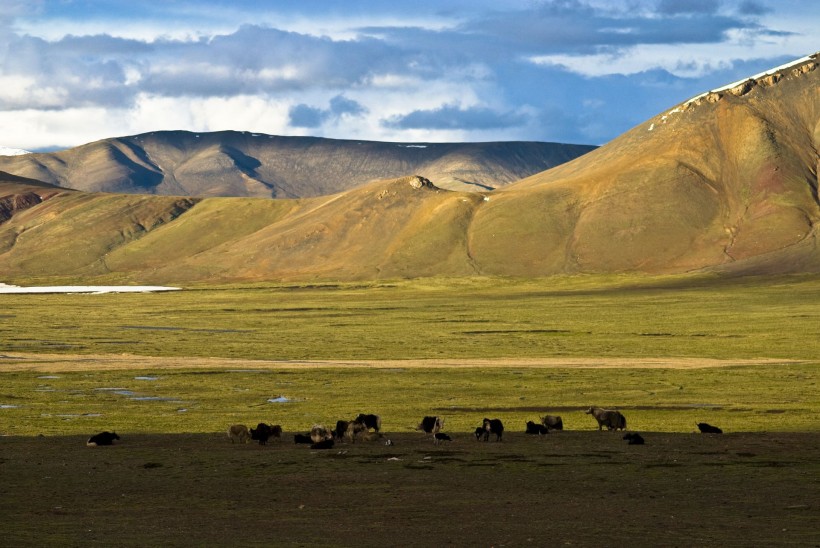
384 104 526 131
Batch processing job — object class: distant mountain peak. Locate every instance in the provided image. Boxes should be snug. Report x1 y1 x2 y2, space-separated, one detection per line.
0 146 31 156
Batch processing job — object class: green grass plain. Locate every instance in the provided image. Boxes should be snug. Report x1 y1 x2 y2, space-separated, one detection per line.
1 274 819 435
2 274 819 546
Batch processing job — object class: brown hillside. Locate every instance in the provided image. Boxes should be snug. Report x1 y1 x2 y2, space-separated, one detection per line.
0 54 817 282
0 133 595 198
469 54 820 276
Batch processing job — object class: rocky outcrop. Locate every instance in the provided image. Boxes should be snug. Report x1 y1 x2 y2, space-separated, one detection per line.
0 192 43 223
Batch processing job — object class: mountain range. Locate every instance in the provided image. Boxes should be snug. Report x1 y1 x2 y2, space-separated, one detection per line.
0 53 817 283
0 133 595 197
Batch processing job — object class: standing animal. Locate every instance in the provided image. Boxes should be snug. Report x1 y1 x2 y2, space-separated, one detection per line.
87 431 120 446
541 415 564 431
623 433 645 445
310 424 333 444
294 433 312 444
250 423 282 445
333 420 350 440
525 421 549 435
474 427 485 439
697 422 723 434
586 407 627 431
417 416 445 434
227 424 250 444
345 420 368 443
310 438 335 450
354 413 381 433
477 418 504 442
433 432 452 445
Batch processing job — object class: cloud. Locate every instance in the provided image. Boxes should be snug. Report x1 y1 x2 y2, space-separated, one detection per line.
383 104 526 131
656 0 719 15
289 95 368 128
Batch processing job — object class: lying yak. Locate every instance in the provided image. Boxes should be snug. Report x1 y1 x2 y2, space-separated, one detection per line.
697 422 723 434
623 433 645 445
87 431 120 446
525 421 549 435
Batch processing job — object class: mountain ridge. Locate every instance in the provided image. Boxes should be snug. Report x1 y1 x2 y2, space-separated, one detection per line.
0 132 596 198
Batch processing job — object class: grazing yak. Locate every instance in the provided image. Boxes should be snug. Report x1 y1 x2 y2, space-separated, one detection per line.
476 418 504 442
354 413 381 433
525 421 549 435
433 432 452 445
541 415 564 431
294 433 313 444
586 407 627 431
417 416 445 435
623 433 645 445
697 422 723 434
310 424 333 444
250 423 282 445
227 424 250 444
87 431 120 446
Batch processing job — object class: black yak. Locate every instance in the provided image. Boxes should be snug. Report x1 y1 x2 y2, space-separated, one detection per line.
87 431 120 446
697 422 723 434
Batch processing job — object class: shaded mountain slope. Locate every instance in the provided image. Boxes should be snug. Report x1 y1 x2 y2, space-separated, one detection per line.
0 54 817 283
0 133 595 198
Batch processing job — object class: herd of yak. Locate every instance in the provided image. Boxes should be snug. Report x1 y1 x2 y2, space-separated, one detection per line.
86 406 724 448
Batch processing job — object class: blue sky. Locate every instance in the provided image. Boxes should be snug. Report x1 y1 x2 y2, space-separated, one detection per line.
0 0 816 151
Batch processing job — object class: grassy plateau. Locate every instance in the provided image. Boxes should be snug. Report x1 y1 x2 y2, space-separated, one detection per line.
1 274 819 546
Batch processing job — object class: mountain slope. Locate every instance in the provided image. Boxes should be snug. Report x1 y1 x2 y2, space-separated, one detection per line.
468 53 820 276
0 54 817 283
0 133 595 198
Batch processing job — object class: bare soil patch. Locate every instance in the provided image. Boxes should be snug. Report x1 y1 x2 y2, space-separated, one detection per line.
0 352 803 372
1 430 818 546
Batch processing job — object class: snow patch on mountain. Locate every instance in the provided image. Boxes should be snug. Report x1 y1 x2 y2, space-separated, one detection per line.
0 147 31 156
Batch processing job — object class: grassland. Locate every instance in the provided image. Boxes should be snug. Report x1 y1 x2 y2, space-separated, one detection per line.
3 274 820 361
1 274 819 546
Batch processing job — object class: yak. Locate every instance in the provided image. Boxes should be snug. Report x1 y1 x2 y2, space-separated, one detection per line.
87 431 120 446
586 407 627 431
477 418 504 442
525 420 549 435
697 422 723 434
227 424 250 444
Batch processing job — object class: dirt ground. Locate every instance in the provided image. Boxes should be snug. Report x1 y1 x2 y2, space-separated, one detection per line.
0 352 803 372
1 430 818 547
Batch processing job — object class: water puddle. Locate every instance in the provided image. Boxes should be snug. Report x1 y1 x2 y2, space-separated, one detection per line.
134 376 159 381
268 396 296 403
1 404 20 409
38 375 61 379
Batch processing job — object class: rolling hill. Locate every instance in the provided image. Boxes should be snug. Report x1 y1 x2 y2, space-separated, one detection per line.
0 133 595 197
0 54 817 283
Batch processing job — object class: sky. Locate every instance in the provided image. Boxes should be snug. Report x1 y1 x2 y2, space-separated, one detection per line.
0 0 816 151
